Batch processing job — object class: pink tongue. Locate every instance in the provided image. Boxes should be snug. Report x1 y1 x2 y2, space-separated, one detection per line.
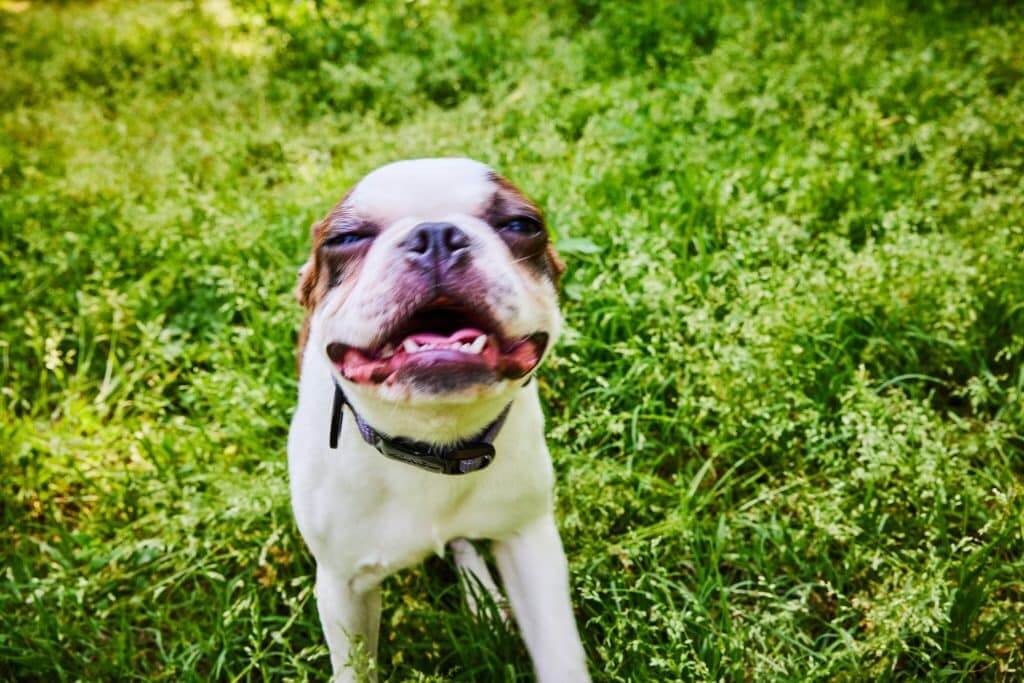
405 328 487 345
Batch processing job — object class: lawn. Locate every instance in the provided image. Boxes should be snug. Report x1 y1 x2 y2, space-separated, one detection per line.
2 0 1023 680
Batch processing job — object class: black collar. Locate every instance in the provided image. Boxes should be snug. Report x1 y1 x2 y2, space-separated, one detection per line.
328 381 516 475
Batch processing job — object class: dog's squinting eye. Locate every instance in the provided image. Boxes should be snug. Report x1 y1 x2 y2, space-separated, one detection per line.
499 217 542 236
324 232 372 248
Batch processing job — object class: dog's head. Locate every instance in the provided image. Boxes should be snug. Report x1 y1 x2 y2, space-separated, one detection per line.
297 158 563 415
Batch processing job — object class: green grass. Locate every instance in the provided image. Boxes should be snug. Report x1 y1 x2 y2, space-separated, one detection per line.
2 0 1023 679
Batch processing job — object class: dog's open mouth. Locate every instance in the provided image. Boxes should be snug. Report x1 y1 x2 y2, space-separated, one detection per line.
326 299 548 385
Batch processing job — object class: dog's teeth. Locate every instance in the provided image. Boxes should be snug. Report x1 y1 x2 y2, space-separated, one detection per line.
403 337 487 354
381 344 395 358
469 335 487 354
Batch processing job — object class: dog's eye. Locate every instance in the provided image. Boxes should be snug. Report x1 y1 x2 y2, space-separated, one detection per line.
324 232 371 247
499 217 542 236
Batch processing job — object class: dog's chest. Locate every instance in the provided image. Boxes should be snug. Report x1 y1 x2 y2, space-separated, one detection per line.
288 369 555 581
290 425 552 579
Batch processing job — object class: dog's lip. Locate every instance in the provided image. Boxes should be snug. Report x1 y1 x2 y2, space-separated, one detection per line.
326 331 549 385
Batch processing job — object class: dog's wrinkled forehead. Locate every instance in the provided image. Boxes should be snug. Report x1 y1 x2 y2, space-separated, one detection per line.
347 158 496 224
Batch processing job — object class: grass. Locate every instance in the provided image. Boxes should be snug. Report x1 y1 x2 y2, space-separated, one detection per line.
2 0 1023 679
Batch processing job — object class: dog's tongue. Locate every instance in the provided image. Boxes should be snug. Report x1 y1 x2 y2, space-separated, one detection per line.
403 328 487 345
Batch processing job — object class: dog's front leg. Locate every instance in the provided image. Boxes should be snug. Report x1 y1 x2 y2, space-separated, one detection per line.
494 515 590 682
315 566 382 683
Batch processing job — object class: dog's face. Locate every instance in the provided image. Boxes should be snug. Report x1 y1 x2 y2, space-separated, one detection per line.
298 158 563 407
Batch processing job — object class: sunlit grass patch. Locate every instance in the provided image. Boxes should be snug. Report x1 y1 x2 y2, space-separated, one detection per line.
2 0 1023 680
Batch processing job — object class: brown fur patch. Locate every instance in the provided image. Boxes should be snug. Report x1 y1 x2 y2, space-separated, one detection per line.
484 172 565 285
295 190 361 373
545 242 566 282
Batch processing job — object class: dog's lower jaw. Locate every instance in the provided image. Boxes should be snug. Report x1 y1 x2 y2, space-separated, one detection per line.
289 348 589 682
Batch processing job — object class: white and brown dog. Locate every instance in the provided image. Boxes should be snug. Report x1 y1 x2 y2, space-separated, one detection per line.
287 158 590 682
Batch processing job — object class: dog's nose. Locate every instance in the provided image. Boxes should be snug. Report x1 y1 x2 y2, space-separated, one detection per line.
404 222 470 271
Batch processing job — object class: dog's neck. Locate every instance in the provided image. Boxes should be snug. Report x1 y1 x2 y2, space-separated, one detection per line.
343 383 521 445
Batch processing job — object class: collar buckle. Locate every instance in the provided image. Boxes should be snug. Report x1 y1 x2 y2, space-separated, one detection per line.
374 438 496 475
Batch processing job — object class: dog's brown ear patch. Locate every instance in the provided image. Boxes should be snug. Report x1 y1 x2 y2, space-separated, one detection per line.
296 216 333 311
545 242 566 285
295 217 331 373
296 258 315 308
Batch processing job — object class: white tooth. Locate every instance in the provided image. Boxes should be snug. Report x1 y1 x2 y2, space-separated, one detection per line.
381 344 395 358
402 339 419 353
469 335 487 354
460 343 472 353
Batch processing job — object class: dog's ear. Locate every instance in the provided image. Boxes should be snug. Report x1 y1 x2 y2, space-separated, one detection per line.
296 259 314 307
296 218 327 310
545 242 566 285
295 218 327 374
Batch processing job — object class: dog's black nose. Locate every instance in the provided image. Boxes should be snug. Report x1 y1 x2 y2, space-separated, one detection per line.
404 222 470 271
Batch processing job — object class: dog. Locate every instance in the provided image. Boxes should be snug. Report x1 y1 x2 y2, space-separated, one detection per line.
287 158 590 682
